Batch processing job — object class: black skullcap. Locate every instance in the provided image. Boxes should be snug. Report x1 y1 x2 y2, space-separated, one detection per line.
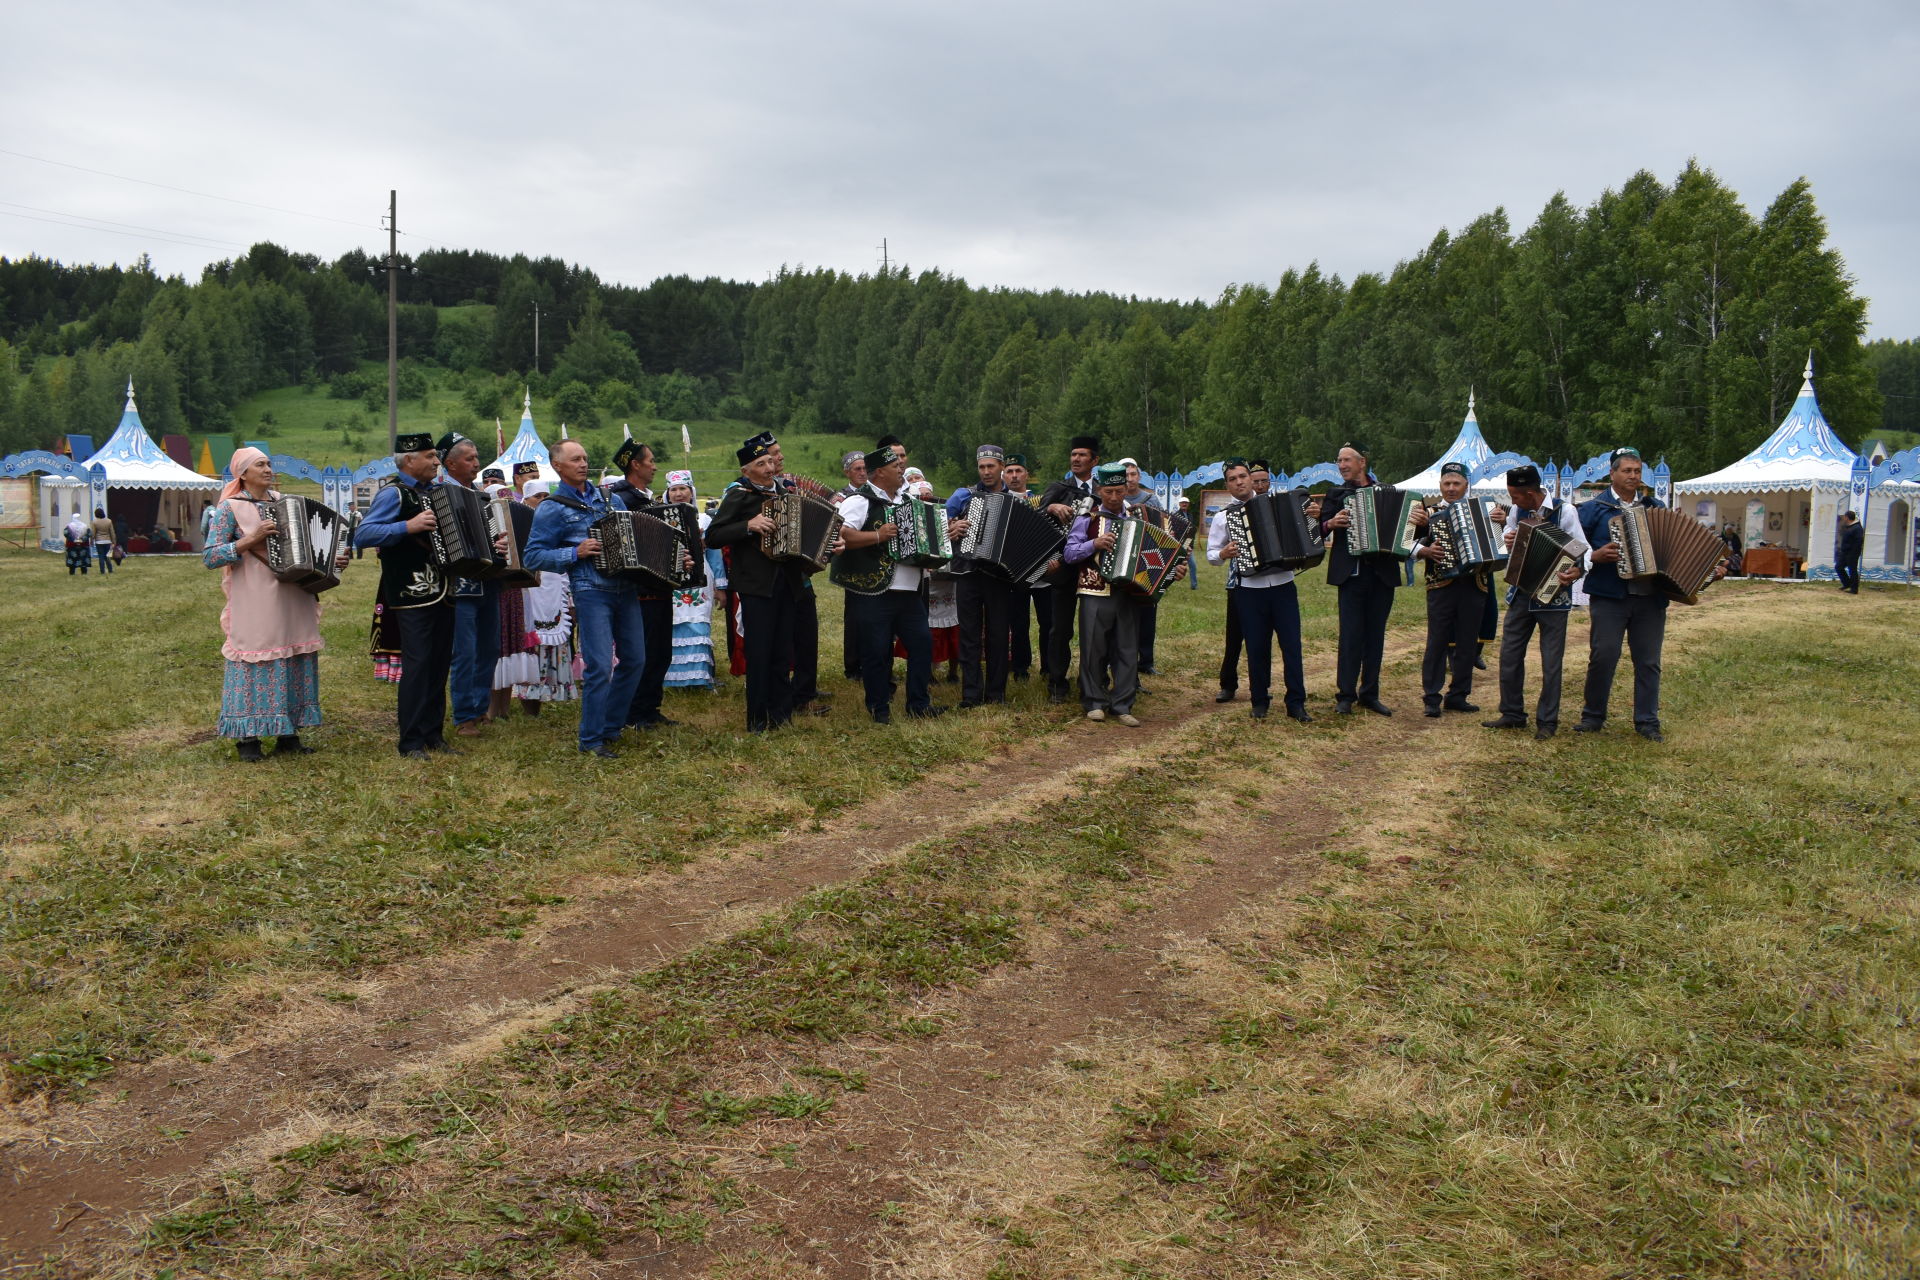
1339 440 1369 459
613 438 645 471
1069 435 1101 455
481 467 506 484
1249 458 1272 474
435 431 472 458
737 433 778 467
396 432 433 454
876 434 905 450
864 445 901 473
1506 464 1542 488
513 460 541 477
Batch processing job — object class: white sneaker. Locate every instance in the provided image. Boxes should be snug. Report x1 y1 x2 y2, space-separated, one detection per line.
1085 709 1106 722
1114 713 1141 728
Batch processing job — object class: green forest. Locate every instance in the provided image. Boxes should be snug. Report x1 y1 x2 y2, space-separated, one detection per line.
2 160 1915 483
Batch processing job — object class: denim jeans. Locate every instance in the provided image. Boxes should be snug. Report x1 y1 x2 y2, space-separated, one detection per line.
452 591 499 726
574 586 646 748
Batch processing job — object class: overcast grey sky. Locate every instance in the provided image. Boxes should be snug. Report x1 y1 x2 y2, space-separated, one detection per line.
6 0 1917 336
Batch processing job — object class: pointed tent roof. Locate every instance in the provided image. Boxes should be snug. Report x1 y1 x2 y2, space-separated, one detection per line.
486 389 559 485
1675 356 1858 494
1394 391 1494 494
87 382 222 490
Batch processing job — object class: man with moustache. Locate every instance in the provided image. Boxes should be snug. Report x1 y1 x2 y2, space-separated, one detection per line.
1037 435 1102 703
606 436 678 731
1319 441 1426 716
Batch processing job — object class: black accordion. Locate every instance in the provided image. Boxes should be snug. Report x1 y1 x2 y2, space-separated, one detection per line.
427 483 501 578
1223 488 1324 573
638 501 708 588
1505 517 1585 604
958 490 1067 585
1609 505 1725 605
1346 485 1420 559
1423 497 1508 583
760 492 844 569
887 497 951 568
485 496 537 588
592 509 688 588
257 496 349 594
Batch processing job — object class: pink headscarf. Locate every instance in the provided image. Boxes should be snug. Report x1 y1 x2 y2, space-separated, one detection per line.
220 446 272 502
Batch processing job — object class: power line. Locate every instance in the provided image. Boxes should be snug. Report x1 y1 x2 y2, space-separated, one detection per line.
0 200 241 250
0 146 374 230
0 208 240 254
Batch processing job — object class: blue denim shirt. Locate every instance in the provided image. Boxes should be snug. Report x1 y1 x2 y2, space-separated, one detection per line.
354 473 436 548
525 481 634 596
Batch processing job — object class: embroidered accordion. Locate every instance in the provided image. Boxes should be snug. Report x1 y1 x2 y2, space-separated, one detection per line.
887 497 951 568
760 492 844 569
1223 487 1325 573
1424 497 1508 583
427 483 501 578
1505 517 1586 604
958 490 1067 585
592 509 688 588
257 496 349 594
1346 485 1420 559
638 501 708 588
1609 505 1725 605
484 496 537 588
1098 515 1188 598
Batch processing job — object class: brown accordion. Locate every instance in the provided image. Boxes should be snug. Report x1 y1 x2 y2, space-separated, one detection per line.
592 510 688 588
1608 505 1725 605
1505 517 1585 604
257 495 349 594
760 491 844 569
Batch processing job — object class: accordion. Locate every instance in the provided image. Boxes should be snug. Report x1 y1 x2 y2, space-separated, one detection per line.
1346 485 1420 559
427 483 501 578
256 496 349 594
1609 505 1725 605
1223 488 1324 573
1424 497 1508 583
1505 517 1586 604
593 509 688 588
887 497 951 568
638 501 708 588
958 490 1067 585
1098 515 1188 598
760 492 844 569
484 496 536 588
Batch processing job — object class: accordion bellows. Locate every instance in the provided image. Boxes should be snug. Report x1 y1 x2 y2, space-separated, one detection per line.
258 495 349 594
1224 488 1324 573
1347 486 1419 559
1609 505 1725 604
1506 518 1584 604
593 509 689 587
957 491 1065 584
761 492 844 569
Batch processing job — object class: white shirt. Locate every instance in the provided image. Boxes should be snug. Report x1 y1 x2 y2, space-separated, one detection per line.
837 482 924 591
1207 501 1296 588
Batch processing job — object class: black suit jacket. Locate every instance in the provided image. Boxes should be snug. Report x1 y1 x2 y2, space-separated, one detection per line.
1318 483 1407 588
1036 474 1096 584
1838 522 1865 562
706 483 808 598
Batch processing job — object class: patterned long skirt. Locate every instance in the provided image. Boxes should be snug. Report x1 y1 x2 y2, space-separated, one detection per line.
219 653 322 739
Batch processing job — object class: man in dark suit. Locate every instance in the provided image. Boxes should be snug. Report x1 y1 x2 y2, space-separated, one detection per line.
706 434 811 733
1836 511 1865 593
606 437 677 730
1318 441 1425 715
1037 435 1102 704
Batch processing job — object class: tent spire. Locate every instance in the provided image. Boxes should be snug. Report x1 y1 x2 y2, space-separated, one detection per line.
523 387 532 414
1466 387 1477 421
124 378 137 411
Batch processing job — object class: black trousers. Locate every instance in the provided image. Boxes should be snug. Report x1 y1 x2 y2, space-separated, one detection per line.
1046 580 1079 694
394 602 455 753
843 596 863 678
1009 585 1034 676
741 585 799 732
792 585 820 704
1582 593 1667 729
1138 596 1161 670
1335 574 1396 704
626 594 671 725
1218 587 1244 691
1837 556 1861 592
1421 578 1486 706
1235 581 1306 711
851 589 933 718
955 572 1013 704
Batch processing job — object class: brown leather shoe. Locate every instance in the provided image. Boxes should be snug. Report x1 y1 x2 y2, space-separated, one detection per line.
455 720 483 737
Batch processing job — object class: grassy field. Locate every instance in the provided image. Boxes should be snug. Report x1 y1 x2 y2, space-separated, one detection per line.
4 522 1915 1277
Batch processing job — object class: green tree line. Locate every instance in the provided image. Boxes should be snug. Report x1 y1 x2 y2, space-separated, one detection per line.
0 161 1900 480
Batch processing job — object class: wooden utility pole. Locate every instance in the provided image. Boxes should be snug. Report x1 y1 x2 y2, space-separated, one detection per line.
385 189 398 452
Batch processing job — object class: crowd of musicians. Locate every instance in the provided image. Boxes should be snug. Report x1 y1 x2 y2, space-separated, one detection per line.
202 427 1725 759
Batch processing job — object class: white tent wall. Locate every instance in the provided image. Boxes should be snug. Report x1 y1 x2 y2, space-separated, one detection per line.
39 479 84 551
1874 498 1912 574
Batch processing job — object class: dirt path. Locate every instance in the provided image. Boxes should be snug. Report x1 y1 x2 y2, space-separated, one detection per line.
3 586 1792 1271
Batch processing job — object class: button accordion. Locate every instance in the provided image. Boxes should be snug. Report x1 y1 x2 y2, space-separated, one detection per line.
760 491 845 570
1423 497 1508 583
1609 505 1725 604
957 490 1067 584
427 483 503 578
638 500 708 588
1505 516 1585 604
1098 514 1188 598
1346 485 1420 559
593 509 690 588
1223 487 1325 573
485 496 537 588
887 496 952 568
256 495 350 594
